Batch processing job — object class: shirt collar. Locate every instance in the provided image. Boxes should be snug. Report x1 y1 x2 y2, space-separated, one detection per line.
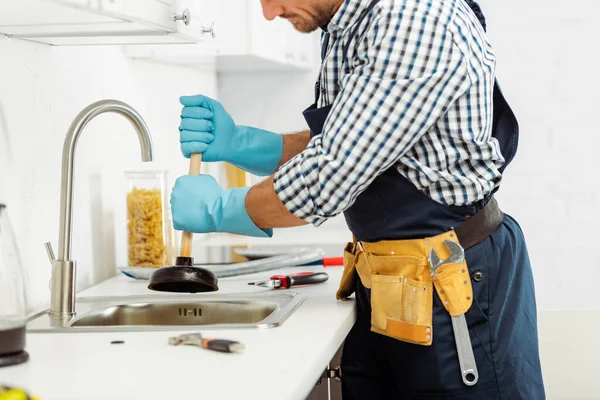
326 0 372 33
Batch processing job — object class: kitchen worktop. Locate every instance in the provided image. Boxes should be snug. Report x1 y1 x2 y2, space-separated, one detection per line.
1 266 355 400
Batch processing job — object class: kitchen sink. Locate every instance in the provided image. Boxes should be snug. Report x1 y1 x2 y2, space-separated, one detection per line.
25 292 305 333
70 301 277 327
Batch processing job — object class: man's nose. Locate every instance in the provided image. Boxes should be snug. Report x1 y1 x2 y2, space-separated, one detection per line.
260 0 284 21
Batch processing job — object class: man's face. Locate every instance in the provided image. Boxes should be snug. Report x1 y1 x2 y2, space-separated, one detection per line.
260 0 344 33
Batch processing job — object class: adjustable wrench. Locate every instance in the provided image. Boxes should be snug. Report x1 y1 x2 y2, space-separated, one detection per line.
429 240 465 274
429 240 479 386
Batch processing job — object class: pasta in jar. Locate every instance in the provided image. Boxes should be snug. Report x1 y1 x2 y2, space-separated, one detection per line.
125 171 173 268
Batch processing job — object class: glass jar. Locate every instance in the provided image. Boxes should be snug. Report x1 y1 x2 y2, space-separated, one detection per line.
125 171 176 268
0 204 29 367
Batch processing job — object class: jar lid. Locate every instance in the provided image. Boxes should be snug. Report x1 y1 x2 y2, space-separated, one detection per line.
124 170 169 179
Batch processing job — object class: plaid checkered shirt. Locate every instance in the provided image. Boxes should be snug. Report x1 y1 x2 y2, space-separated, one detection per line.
274 0 505 226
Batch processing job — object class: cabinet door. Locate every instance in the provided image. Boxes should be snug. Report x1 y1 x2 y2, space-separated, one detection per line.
0 0 125 32
214 0 316 67
0 0 203 45
100 0 178 31
125 0 318 71
247 1 288 64
211 0 249 56
178 0 217 42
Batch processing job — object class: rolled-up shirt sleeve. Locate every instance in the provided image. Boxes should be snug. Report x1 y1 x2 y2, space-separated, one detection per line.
274 5 472 226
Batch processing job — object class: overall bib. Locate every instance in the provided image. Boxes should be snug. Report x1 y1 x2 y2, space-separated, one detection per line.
302 1 546 398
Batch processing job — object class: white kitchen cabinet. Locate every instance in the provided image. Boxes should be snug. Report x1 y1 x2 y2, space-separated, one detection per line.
0 0 209 45
217 0 317 69
126 0 319 72
212 0 319 71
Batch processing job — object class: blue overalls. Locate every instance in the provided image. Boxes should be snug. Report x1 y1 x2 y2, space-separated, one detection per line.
302 1 546 398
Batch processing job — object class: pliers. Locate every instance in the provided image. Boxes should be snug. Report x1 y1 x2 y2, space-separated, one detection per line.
248 271 329 289
169 333 244 353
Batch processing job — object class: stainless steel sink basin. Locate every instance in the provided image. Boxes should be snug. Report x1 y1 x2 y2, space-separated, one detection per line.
25 292 305 333
71 301 277 327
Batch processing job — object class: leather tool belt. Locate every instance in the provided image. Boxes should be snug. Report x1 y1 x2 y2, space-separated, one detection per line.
337 197 503 346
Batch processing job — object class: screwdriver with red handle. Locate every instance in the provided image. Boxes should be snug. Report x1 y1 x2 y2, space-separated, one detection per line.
248 272 329 289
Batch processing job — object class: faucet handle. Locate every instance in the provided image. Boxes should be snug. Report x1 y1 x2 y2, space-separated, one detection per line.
45 242 56 264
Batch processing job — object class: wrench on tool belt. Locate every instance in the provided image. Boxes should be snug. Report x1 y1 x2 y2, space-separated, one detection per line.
429 240 479 387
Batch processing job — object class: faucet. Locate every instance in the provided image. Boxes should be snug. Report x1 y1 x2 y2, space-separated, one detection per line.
44 100 154 318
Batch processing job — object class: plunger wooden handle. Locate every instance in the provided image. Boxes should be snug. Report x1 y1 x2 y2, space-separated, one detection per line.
180 153 203 258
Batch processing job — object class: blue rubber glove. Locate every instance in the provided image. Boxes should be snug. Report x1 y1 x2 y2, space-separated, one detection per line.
171 174 272 237
179 94 284 176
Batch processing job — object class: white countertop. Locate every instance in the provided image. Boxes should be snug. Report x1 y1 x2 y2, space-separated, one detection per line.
1 266 355 400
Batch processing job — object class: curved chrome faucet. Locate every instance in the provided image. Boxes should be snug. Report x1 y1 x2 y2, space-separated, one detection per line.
45 100 154 318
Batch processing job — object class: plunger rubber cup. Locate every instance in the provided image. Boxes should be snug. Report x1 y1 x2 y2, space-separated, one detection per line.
147 256 219 293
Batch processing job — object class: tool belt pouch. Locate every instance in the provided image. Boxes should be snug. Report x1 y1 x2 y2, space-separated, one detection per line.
335 241 359 301
363 249 434 346
353 233 476 347
432 256 473 317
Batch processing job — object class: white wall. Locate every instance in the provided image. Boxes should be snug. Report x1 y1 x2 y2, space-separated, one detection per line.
0 36 218 313
477 0 600 311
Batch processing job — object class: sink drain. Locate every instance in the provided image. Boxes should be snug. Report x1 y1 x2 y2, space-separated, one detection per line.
178 307 203 318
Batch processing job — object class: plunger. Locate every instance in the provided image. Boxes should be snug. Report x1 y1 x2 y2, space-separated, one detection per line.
148 153 218 293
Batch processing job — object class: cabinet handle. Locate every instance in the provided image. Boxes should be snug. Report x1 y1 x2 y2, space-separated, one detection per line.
174 9 191 26
201 22 217 38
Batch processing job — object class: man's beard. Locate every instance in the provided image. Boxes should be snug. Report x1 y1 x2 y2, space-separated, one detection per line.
283 1 336 33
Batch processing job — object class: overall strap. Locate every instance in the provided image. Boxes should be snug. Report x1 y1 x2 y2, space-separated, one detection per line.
342 0 382 72
314 33 330 103
464 0 487 31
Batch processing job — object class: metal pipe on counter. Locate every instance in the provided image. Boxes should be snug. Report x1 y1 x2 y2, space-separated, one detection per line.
202 248 326 278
